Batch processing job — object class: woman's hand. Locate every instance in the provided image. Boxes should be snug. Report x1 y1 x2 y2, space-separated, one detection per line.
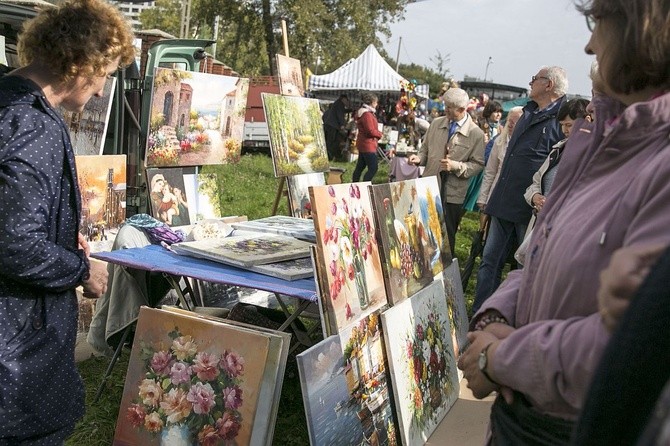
82 258 109 299
78 233 90 257
598 244 666 331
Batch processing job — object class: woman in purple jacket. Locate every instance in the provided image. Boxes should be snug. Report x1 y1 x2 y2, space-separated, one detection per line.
458 0 670 443
352 92 383 182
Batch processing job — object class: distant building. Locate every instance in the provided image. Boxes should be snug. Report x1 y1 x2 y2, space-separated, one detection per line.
109 0 155 30
460 75 529 102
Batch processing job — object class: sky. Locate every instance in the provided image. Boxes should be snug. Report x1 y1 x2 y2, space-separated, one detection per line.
382 0 595 97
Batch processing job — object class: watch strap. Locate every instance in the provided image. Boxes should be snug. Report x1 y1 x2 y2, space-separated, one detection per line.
480 343 497 384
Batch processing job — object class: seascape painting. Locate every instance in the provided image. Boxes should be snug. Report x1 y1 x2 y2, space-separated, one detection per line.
61 77 116 155
286 172 325 219
113 307 271 446
146 68 249 167
183 172 220 223
442 259 469 358
381 281 460 446
262 93 329 177
146 168 191 227
172 233 312 268
310 182 387 335
75 154 126 241
369 176 452 305
276 54 305 97
297 312 399 446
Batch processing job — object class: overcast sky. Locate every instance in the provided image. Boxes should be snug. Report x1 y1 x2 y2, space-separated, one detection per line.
382 0 595 97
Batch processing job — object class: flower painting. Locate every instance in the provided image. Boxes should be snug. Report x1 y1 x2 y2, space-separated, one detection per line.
114 307 270 446
262 94 329 177
310 182 387 335
381 281 459 446
442 259 469 359
297 312 399 446
146 68 249 167
369 177 452 305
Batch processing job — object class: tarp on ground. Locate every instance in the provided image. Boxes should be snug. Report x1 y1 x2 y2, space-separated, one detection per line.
307 44 407 92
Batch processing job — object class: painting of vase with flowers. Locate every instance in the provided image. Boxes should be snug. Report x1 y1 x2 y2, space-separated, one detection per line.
381 280 460 446
369 176 452 306
113 307 272 446
310 182 387 335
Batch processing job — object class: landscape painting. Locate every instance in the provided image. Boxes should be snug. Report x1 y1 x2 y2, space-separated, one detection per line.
262 93 329 177
146 168 191 227
113 307 270 446
183 172 220 223
310 182 387 335
287 172 325 219
369 176 451 305
61 77 116 155
297 312 399 446
172 233 312 268
442 258 469 358
381 280 460 446
146 68 249 167
75 155 126 241
276 54 304 97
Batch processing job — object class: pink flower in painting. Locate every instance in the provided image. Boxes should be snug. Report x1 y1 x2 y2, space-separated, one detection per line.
172 335 198 360
216 411 242 440
347 263 355 281
345 302 353 319
416 323 424 341
220 350 245 377
150 350 174 376
144 411 164 433
329 260 338 277
328 185 336 197
126 403 146 427
198 425 221 446
192 352 221 381
170 361 193 385
187 382 216 415
222 386 243 410
138 378 163 407
330 202 337 215
160 388 192 424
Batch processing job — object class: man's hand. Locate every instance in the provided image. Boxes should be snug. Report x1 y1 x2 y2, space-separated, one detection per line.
81 258 108 299
408 154 420 165
439 157 453 172
598 244 666 331
531 193 546 212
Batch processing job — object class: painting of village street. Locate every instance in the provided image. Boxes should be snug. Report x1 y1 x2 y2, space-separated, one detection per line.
75 154 127 242
61 77 116 155
262 93 329 177
146 67 249 167
297 312 399 446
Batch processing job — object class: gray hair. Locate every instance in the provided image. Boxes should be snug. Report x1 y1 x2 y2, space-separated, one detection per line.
361 92 378 105
543 66 569 96
442 87 470 109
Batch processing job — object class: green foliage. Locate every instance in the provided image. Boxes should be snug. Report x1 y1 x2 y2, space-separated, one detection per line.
138 0 182 36
398 62 450 100
149 113 165 133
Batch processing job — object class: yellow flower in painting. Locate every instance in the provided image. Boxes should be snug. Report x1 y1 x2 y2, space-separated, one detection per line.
426 326 434 347
144 411 164 433
172 335 198 361
414 387 422 409
138 378 163 407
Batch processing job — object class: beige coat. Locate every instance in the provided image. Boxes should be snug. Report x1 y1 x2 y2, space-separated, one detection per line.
418 115 485 204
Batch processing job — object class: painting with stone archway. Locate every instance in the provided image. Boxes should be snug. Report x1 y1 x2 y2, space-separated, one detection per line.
146 67 249 167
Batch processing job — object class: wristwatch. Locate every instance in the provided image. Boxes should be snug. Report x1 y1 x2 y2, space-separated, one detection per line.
478 343 497 384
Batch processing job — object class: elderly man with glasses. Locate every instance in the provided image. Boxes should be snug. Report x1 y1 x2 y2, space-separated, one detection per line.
473 66 568 313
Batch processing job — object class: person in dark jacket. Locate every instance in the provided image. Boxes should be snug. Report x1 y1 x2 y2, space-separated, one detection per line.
322 94 350 160
352 92 383 182
473 66 568 313
0 0 135 442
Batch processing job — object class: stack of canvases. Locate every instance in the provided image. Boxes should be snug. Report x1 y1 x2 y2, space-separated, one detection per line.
299 178 470 446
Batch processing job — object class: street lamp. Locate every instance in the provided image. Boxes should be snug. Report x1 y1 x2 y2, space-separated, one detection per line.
484 56 493 82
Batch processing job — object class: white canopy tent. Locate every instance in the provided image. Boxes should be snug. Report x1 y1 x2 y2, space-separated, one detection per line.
307 45 429 103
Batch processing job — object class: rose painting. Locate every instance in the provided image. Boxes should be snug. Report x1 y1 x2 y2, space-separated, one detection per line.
113 307 269 446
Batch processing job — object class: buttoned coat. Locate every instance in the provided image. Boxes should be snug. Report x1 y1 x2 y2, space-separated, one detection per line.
0 76 88 440
417 114 485 204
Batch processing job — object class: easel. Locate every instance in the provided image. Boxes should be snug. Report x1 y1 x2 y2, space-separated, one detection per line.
271 19 294 216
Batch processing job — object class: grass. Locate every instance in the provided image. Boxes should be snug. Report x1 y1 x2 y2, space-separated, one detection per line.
70 153 482 445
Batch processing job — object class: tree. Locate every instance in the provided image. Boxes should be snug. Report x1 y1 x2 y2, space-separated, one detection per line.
138 0 182 36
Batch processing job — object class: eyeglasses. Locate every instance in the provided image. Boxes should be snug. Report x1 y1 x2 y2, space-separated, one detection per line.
585 14 596 32
529 75 550 85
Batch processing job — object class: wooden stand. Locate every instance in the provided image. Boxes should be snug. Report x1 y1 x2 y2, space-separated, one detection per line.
271 177 289 216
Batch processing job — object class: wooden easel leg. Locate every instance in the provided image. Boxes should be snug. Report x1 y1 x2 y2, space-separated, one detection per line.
271 177 287 216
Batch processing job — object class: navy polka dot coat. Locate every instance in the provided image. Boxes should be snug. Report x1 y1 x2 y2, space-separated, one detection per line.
0 76 89 442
